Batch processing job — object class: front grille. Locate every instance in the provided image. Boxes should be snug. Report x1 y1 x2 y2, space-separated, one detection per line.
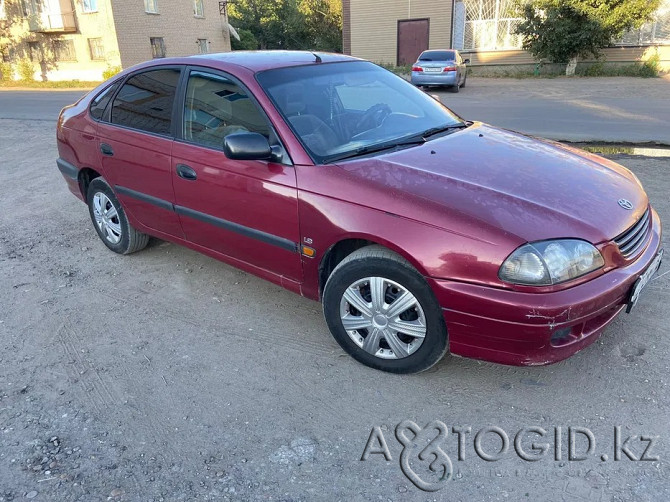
613 208 651 259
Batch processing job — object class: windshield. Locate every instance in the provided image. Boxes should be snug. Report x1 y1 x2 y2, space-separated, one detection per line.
256 61 464 164
419 51 456 61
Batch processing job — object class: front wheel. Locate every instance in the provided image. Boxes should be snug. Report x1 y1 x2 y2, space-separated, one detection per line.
323 246 448 373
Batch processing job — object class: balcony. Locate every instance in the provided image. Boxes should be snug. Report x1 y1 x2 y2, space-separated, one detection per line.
28 11 77 33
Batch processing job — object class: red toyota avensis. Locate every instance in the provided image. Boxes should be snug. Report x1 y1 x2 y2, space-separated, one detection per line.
57 51 663 373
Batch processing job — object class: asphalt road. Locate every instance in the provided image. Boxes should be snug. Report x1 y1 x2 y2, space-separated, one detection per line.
1 81 669 501
438 76 670 145
1 75 669 144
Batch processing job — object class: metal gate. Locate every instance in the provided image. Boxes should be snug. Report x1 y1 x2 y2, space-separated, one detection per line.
397 18 430 66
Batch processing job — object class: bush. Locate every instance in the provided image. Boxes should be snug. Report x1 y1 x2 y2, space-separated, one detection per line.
376 62 412 75
577 60 659 78
17 59 35 81
0 61 13 81
102 65 122 80
642 53 661 76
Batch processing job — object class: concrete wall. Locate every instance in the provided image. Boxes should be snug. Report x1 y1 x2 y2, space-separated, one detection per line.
461 46 670 72
1 0 121 81
349 0 452 65
44 0 122 81
111 0 232 70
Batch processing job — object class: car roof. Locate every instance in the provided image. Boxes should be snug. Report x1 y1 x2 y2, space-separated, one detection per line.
187 50 360 72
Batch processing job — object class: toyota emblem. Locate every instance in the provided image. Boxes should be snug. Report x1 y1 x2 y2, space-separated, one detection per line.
618 199 633 210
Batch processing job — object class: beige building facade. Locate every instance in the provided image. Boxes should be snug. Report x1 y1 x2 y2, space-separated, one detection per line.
343 0 670 70
1 0 232 81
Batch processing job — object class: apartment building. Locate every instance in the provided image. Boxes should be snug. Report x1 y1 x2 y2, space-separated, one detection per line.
342 0 670 70
0 0 232 81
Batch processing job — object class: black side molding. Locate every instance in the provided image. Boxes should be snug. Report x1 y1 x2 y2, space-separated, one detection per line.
175 205 298 253
57 158 79 181
114 185 175 212
112 184 299 253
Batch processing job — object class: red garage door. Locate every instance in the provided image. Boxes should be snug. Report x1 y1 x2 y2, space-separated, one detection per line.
397 18 430 66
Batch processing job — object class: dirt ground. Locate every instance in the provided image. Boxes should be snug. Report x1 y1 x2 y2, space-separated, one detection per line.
1 113 670 501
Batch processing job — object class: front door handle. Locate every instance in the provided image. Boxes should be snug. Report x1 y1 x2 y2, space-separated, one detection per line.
176 164 197 181
100 143 114 156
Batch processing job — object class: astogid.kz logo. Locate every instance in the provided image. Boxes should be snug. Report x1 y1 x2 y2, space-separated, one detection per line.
361 422 660 492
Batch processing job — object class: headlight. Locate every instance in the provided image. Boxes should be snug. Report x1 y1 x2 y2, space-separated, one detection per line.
499 239 604 286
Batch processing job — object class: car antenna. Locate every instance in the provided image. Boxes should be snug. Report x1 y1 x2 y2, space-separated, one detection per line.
312 52 322 63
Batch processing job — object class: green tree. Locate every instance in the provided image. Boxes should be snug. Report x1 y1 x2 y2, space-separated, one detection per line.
299 0 342 52
515 0 660 75
231 28 259 51
228 0 342 52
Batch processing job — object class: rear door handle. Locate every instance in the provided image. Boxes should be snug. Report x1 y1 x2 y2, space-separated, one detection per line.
176 164 197 181
100 143 114 156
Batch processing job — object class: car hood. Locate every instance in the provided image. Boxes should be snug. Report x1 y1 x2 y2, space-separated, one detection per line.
334 123 648 244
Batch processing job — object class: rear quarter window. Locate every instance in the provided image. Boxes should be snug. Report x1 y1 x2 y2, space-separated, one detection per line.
89 81 120 121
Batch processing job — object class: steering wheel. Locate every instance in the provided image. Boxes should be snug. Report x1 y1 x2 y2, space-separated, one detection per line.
355 103 392 134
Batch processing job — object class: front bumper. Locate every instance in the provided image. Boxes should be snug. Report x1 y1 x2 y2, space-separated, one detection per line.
411 71 458 86
428 207 662 366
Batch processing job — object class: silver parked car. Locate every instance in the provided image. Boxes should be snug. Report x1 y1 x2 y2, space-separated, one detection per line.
410 49 470 92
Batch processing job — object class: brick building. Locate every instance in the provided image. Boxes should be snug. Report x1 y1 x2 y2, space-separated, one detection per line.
0 0 232 81
342 0 670 71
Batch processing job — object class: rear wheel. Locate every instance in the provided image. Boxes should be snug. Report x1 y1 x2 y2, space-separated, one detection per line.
87 177 149 255
460 73 467 88
451 82 460 93
323 246 448 373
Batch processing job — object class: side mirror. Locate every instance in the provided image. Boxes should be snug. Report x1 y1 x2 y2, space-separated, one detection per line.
463 58 471 64
223 132 273 161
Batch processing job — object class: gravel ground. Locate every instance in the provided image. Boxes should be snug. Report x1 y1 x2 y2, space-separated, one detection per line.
1 116 669 501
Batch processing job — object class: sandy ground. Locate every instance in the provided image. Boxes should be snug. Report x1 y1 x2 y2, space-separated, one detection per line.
0 101 670 500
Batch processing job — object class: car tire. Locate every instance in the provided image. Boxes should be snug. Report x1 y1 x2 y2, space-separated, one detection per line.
87 177 149 255
322 245 448 374
451 82 460 93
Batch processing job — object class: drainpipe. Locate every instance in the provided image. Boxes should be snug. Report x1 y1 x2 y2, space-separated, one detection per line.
450 1 455 49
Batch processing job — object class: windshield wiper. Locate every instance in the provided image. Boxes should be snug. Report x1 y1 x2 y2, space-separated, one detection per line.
323 137 427 163
322 123 469 164
419 122 469 139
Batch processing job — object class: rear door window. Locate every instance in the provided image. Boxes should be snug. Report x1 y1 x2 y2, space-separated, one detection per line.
110 68 180 136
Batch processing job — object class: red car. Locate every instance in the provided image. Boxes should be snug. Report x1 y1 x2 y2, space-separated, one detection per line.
57 51 663 373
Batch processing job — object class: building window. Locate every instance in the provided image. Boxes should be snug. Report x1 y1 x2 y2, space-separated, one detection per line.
197 38 208 53
150 37 166 58
82 0 98 13
88 38 104 60
28 41 40 62
144 0 158 14
53 39 76 61
193 0 203 17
